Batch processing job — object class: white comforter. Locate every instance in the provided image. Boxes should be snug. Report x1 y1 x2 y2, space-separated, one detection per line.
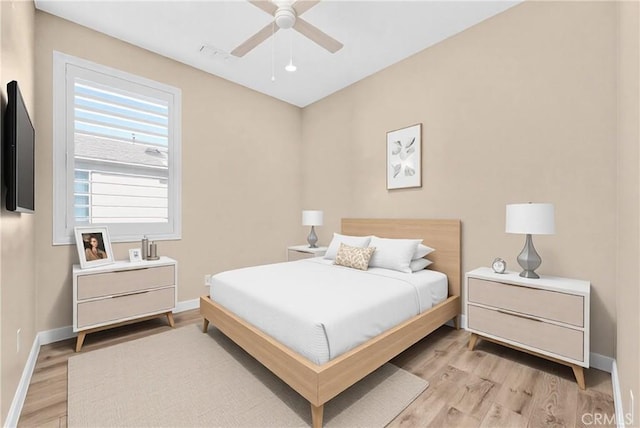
210 258 447 365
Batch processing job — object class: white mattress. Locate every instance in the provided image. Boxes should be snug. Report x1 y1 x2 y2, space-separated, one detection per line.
209 257 448 365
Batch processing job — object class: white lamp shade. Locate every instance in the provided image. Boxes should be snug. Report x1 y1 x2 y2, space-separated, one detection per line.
302 210 323 226
505 203 555 235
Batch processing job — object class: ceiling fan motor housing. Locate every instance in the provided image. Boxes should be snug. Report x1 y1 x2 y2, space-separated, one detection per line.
231 0 343 57
275 6 296 29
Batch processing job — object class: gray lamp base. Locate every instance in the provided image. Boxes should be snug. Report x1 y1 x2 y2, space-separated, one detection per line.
307 226 318 248
517 234 542 279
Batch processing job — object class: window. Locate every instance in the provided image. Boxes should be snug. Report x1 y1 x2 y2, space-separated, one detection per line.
53 52 181 244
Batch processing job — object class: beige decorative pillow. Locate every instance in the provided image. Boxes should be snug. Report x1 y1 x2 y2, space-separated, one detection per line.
334 243 376 271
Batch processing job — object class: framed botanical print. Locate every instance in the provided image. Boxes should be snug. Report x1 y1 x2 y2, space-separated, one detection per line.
387 123 422 190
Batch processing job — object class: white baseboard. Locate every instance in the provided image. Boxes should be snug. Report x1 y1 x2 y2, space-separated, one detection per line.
612 360 625 428
38 325 75 346
174 298 199 313
4 334 41 428
590 352 614 373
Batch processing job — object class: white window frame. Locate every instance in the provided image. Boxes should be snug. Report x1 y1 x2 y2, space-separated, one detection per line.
53 51 182 244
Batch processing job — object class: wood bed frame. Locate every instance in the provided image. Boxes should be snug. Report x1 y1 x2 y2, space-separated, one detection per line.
200 218 461 427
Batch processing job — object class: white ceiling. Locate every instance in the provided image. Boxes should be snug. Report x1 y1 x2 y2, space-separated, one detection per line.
35 0 521 107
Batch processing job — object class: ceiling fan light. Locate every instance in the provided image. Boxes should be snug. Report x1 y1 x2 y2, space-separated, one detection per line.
275 6 296 29
285 61 297 72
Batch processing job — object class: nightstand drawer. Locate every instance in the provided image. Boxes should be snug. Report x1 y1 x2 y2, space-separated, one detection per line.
467 305 583 361
77 286 175 328
468 277 583 327
287 245 327 262
77 265 175 300
288 251 315 261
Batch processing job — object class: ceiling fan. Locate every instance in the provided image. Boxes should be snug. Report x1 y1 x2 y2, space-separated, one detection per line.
231 0 343 57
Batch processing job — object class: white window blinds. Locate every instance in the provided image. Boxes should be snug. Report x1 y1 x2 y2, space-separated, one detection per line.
53 52 181 244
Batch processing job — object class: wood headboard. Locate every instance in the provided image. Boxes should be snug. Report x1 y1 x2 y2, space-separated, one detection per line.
341 218 461 297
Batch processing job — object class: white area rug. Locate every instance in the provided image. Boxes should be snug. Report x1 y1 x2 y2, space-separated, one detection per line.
68 325 428 427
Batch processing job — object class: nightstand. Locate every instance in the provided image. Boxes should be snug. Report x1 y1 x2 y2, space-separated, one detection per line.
73 257 177 352
465 267 590 389
287 245 328 261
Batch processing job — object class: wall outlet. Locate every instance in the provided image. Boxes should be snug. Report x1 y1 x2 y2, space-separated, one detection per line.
16 328 21 353
204 274 212 286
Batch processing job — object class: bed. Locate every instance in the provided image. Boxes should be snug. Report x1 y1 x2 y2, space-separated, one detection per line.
200 218 461 427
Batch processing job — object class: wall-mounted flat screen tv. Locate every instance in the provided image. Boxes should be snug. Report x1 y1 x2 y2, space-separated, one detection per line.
4 80 35 213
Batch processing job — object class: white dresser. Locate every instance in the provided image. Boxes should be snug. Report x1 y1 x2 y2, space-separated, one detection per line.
73 256 177 351
465 267 590 389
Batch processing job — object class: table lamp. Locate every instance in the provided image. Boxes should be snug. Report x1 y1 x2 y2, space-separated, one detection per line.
302 210 323 248
505 203 555 278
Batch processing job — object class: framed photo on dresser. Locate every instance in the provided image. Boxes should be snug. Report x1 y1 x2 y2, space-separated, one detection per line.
74 226 114 269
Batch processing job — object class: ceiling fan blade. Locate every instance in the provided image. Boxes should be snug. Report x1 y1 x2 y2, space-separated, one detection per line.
248 0 277 16
292 0 320 15
231 22 279 57
293 18 343 53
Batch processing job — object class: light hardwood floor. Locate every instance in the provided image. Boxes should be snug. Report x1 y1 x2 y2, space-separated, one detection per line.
18 310 614 427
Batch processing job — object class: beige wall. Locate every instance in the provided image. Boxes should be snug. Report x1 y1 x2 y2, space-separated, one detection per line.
34 12 302 331
1 1 635 422
616 0 640 422
0 0 37 423
302 1 618 358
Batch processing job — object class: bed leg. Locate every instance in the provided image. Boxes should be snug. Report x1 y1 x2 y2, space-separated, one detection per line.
453 315 460 330
202 318 210 333
311 403 324 428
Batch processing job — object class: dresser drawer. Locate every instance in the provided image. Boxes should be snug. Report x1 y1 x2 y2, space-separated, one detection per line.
77 286 175 329
77 265 175 300
467 277 583 327
467 304 583 361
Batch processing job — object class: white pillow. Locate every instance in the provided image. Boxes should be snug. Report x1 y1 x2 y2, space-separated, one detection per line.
413 244 435 260
324 233 372 260
368 236 421 273
410 258 433 272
